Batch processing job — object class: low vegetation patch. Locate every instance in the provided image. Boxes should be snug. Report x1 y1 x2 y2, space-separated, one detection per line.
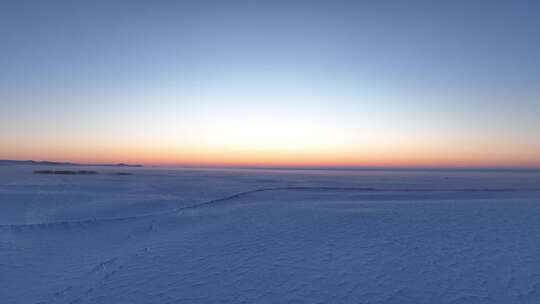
111 172 133 175
34 170 98 175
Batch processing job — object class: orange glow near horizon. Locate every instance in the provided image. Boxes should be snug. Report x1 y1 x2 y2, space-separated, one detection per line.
2 144 540 168
2 108 539 169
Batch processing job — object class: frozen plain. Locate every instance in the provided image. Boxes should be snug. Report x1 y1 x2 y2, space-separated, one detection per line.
1 164 540 304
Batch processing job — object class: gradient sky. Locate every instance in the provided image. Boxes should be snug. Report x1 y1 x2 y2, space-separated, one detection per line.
1 0 539 167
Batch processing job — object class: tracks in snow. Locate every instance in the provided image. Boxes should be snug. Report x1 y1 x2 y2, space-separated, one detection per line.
1 186 536 230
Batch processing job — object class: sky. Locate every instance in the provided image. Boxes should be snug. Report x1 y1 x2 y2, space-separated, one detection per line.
1 0 539 168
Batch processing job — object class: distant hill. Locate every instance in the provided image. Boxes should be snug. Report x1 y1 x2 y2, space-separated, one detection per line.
0 160 143 167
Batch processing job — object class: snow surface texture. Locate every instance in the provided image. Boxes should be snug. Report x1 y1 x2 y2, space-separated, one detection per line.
1 165 540 304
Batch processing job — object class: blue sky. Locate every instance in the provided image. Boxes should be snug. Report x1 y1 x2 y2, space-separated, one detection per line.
1 0 539 166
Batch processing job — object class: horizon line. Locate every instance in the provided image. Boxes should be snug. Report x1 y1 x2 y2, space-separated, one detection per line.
161 164 540 173
3 159 540 173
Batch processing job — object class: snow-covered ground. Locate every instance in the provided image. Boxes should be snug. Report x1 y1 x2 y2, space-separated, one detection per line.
1 165 540 304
